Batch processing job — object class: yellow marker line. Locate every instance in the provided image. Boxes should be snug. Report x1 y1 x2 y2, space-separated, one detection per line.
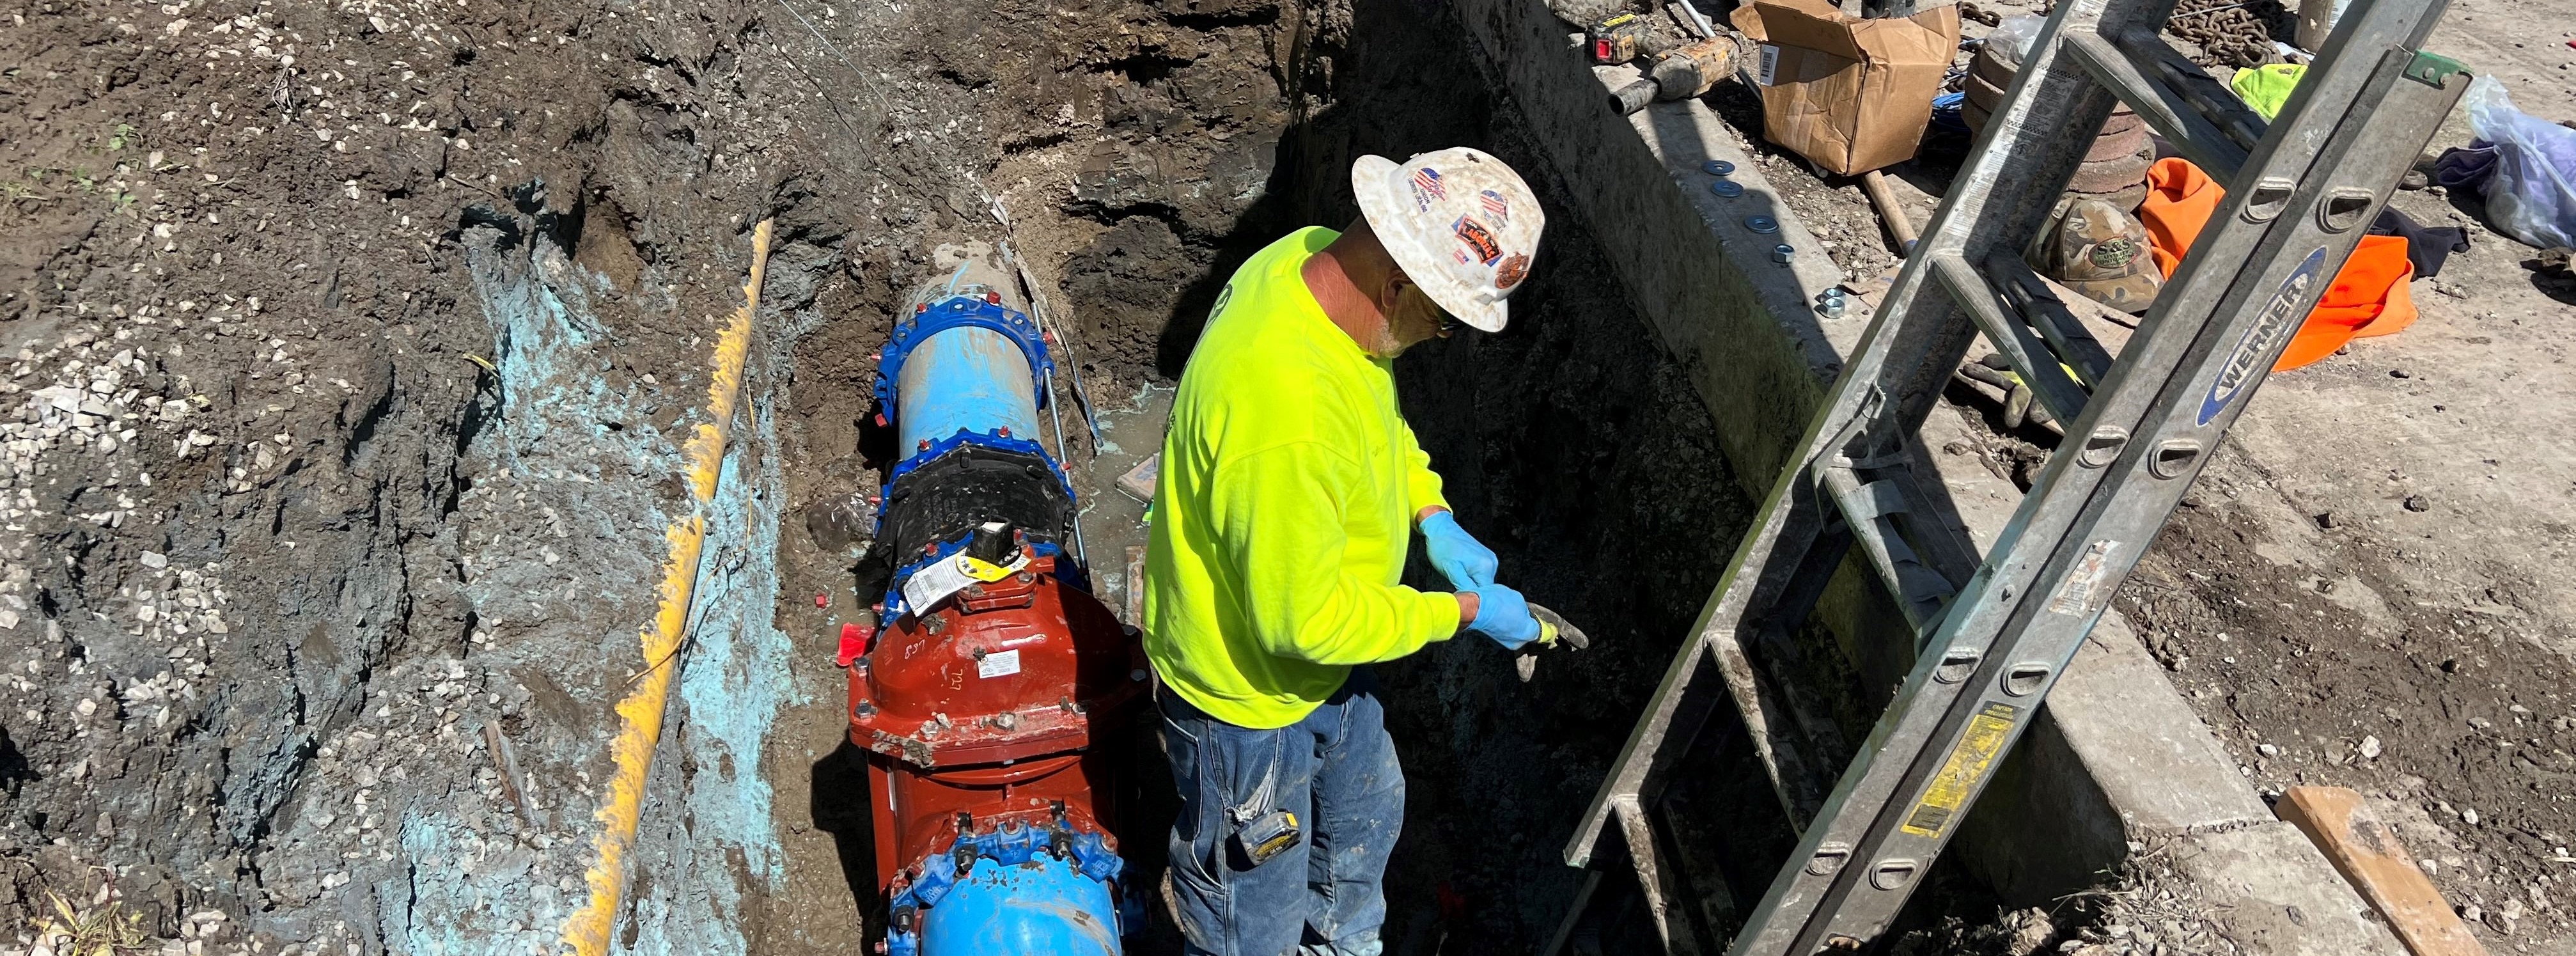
561 219 774 956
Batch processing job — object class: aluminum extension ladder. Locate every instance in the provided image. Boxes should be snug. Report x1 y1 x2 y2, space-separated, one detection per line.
1547 1 2467 953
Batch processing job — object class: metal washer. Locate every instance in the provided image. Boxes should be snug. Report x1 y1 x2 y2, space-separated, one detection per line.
1701 159 1736 176
1710 180 1745 198
1745 215 1779 234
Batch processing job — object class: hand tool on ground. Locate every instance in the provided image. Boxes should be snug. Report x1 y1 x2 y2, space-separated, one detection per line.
1515 602 1595 682
1610 38 1736 116
1544 1 2465 952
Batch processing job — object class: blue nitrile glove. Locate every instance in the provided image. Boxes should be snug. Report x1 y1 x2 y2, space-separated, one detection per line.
1419 509 1499 590
1463 582 1542 651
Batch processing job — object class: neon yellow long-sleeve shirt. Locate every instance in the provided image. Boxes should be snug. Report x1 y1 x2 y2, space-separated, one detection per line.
1142 226 1460 730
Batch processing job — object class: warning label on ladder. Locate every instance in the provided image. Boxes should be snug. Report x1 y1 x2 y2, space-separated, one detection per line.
1901 701 2022 838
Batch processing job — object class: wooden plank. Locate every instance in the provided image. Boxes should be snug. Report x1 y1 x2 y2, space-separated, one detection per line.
2274 786 2488 956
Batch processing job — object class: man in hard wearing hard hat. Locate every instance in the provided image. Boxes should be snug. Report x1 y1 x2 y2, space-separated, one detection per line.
1142 147 1547 955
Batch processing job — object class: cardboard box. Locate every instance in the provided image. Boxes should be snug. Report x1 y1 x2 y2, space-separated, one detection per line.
1731 0 1961 175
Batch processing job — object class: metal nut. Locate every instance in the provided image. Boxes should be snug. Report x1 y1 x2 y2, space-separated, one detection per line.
1771 244 1795 263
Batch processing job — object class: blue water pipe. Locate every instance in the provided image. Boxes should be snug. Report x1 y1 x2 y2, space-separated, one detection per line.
878 801 1135 956
870 265 1127 955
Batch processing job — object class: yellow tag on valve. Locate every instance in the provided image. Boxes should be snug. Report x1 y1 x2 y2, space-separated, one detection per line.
960 555 1022 583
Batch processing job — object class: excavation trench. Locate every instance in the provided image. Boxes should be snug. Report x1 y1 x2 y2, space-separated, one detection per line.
756 0 2024 949
0 0 2048 950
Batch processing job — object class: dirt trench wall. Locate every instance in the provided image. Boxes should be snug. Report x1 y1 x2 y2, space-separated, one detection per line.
1 0 1754 951
1075 0 1765 948
0 0 946 949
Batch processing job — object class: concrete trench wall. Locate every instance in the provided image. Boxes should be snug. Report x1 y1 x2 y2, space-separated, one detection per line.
1435 0 2407 950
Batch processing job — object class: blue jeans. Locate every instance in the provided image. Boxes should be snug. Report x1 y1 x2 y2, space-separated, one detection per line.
1157 670 1403 956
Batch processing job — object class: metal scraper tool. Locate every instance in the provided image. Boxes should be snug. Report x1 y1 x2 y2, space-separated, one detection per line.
1515 602 1591 682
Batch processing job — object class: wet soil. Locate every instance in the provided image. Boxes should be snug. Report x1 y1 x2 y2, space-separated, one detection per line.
0 0 1761 951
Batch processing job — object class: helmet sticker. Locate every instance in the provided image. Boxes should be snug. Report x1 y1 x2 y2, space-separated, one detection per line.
1409 167 1447 210
1495 253 1531 290
1478 189 1510 226
1453 215 1503 266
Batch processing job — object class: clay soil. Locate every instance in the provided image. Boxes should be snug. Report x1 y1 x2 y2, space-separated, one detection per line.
0 0 1754 951
5 0 2572 952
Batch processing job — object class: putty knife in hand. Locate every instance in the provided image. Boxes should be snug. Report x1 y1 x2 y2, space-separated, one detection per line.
1515 602 1592 682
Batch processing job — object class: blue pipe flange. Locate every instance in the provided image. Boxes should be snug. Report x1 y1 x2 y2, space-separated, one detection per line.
885 826 1132 956
874 293 1055 425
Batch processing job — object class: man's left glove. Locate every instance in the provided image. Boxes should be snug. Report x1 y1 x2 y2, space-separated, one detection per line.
1419 509 1499 590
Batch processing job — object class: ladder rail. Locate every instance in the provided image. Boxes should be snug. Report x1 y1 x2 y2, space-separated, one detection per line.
1560 0 2116 877
1552 0 2467 951
1728 2 2465 950
1563 474 1855 868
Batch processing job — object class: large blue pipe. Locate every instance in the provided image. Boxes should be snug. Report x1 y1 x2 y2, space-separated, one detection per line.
917 854 1121 955
895 324 1043 454
872 255 1123 956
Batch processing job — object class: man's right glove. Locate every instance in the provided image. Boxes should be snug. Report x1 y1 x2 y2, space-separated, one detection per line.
1462 582 1542 651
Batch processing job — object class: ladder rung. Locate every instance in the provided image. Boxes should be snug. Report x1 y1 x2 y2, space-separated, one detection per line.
2061 29 2262 180
1982 251 2116 388
1613 795 1708 955
1819 467 1956 635
1926 251 2093 425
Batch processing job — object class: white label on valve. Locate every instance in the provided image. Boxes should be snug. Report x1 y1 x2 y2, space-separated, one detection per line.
903 556 978 616
978 648 1022 679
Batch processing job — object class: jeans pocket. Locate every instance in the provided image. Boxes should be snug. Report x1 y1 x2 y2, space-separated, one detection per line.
1157 691 1205 746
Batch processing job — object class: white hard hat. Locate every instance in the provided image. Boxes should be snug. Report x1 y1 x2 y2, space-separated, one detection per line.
1350 148 1545 333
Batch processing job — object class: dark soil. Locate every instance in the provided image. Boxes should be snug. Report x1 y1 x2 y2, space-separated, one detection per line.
0 0 1766 952
2120 446 2576 950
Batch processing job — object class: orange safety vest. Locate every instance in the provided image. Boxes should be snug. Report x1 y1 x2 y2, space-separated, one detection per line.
2138 157 2417 372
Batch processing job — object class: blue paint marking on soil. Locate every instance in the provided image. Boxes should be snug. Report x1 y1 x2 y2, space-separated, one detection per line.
622 393 796 955
388 231 795 953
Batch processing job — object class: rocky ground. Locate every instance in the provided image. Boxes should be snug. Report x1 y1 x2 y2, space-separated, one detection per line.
0 0 1752 952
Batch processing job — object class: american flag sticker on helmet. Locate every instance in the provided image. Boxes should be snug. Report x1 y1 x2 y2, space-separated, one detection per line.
1478 189 1510 225
1408 167 1447 211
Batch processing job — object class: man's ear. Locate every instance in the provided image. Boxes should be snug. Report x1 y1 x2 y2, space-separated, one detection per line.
1380 271 1414 315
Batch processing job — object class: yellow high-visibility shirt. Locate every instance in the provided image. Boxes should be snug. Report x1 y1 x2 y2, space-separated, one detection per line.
1143 226 1459 729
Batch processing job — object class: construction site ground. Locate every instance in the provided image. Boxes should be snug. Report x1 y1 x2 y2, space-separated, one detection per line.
1772 0 2576 949
1 0 2572 953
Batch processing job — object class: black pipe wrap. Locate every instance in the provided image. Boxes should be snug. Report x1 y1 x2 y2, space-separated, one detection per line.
873 443 1077 572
